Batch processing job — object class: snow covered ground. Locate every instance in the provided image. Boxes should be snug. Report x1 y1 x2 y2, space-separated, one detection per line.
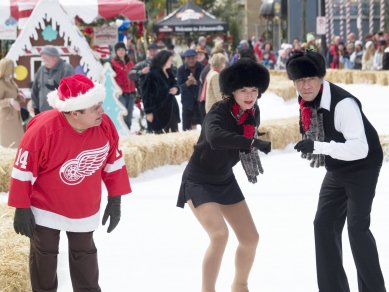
1 82 388 291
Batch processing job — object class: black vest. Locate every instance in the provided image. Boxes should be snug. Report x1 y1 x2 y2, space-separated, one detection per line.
321 83 383 171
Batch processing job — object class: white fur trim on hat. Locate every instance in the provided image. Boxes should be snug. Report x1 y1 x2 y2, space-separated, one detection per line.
47 83 105 112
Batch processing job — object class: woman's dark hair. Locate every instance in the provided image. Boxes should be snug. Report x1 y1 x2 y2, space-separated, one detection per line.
150 50 173 69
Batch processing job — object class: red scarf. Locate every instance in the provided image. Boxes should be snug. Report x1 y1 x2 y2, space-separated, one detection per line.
299 99 312 132
299 84 323 133
231 101 256 138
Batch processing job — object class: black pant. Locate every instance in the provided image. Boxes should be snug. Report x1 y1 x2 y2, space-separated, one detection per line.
30 225 101 292
182 104 201 131
314 167 386 292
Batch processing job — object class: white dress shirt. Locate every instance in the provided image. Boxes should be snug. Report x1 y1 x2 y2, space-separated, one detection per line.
313 80 369 161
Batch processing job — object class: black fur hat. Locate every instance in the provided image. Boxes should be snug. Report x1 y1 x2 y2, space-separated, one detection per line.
219 58 270 96
114 42 126 52
286 50 326 80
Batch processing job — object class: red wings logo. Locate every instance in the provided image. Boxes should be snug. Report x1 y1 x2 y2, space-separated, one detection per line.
59 143 109 185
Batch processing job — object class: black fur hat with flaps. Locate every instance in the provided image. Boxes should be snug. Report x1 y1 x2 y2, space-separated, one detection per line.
286 50 326 80
219 58 270 96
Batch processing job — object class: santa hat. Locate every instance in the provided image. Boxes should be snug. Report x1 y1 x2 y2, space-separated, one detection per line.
219 58 270 96
47 74 105 112
286 50 326 81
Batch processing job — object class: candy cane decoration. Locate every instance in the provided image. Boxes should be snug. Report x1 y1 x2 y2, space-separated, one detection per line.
329 0 335 41
369 0 374 34
380 0 385 31
339 1 344 41
346 0 351 38
325 0 331 48
358 0 363 41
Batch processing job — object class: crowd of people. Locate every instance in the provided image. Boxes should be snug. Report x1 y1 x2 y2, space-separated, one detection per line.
1 30 389 147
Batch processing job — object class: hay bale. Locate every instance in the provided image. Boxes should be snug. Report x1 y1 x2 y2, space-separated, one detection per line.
350 70 377 84
259 117 300 149
0 204 31 292
270 68 389 86
119 130 199 176
376 71 389 86
268 79 296 101
380 135 389 162
0 148 16 193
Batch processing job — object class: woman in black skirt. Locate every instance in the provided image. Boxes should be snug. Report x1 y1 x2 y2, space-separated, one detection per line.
177 58 271 292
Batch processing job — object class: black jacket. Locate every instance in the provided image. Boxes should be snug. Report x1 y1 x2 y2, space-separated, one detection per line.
142 68 180 131
187 99 260 176
177 62 204 110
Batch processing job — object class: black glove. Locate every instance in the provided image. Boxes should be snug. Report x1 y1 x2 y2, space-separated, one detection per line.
14 208 36 238
251 139 271 154
102 196 121 233
294 139 314 154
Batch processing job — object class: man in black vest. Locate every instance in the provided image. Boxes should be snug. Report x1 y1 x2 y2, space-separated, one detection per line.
286 51 386 292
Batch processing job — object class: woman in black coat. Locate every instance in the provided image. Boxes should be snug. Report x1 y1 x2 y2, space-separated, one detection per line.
177 58 271 292
142 50 180 133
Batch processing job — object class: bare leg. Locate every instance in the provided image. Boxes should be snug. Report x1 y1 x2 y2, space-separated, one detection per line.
221 201 259 292
188 200 229 292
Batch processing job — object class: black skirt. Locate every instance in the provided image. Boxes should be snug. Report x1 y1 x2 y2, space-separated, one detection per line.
176 164 244 208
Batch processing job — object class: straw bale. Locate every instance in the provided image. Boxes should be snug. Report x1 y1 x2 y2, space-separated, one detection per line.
0 148 16 193
119 131 199 176
351 70 377 84
0 204 31 292
269 69 288 79
380 135 389 161
259 117 300 149
268 80 296 101
121 146 143 177
375 71 389 86
270 68 389 86
326 69 354 84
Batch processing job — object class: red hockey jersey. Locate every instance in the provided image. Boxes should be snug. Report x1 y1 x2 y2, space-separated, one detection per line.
8 110 131 232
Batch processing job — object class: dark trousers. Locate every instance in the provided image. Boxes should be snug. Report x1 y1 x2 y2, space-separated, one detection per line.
119 92 135 131
314 167 386 292
30 225 101 292
153 113 179 134
182 104 201 131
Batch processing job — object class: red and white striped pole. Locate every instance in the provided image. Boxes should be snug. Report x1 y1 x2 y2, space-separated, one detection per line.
358 0 363 41
380 0 386 31
325 0 331 47
346 0 351 39
339 1 344 41
329 0 335 41
369 0 374 34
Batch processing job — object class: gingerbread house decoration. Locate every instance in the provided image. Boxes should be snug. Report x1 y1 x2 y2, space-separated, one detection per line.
6 0 103 91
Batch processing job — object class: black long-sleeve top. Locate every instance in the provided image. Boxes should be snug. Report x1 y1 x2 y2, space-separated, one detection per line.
187 98 260 177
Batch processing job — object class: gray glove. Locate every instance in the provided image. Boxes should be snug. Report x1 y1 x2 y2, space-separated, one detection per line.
14 208 36 238
240 149 264 184
102 196 121 233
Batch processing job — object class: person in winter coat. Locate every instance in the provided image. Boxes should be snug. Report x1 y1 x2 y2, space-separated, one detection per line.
204 53 227 113
0 58 24 148
8 74 131 292
286 51 386 292
362 41 376 70
141 50 180 134
128 43 159 96
177 49 204 131
31 46 74 114
111 42 136 131
177 58 272 292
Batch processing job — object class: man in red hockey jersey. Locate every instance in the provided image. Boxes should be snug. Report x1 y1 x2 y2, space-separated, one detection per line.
8 74 131 292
